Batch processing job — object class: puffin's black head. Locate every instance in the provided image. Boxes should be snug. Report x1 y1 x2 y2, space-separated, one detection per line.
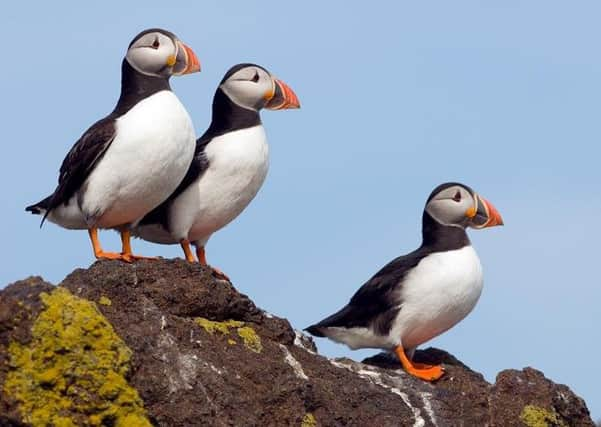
125 28 200 78
425 182 503 230
218 63 300 111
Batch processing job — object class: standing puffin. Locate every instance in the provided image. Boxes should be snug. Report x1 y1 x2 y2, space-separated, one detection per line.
26 28 201 262
306 183 503 381
132 63 300 278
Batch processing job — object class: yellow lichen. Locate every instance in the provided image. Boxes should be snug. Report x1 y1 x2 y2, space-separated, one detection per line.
236 326 262 353
520 405 566 427
195 317 244 335
195 317 262 353
98 296 112 306
301 413 317 427
3 287 150 427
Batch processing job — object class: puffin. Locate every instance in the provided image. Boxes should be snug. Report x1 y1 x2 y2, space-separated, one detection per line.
132 63 300 278
305 182 503 381
26 28 201 262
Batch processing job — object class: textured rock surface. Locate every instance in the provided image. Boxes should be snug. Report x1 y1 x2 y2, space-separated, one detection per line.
0 259 594 426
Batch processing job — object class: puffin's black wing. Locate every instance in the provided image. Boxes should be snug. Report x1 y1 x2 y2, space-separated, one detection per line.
38 117 116 224
139 135 211 229
306 248 427 336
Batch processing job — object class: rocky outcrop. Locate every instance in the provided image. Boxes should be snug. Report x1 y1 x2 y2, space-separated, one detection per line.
0 259 594 426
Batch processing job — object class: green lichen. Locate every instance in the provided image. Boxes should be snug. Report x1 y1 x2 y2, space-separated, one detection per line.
520 405 566 427
195 317 262 353
301 413 317 427
98 296 112 306
3 287 150 427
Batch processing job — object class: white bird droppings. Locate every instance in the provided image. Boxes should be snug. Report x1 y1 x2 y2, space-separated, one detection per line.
330 359 427 427
279 344 309 380
293 330 316 354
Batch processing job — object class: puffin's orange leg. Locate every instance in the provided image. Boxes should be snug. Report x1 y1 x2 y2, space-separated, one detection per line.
88 228 132 262
195 245 230 281
395 346 444 381
180 239 196 262
120 229 157 261
195 245 208 265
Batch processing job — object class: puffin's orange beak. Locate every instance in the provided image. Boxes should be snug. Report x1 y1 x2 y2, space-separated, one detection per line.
469 194 503 228
265 79 300 110
173 41 201 75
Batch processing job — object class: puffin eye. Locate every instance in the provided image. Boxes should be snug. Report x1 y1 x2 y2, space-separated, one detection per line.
452 191 462 202
251 71 260 83
151 38 160 49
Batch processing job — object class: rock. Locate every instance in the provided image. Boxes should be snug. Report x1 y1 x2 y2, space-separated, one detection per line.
0 259 594 426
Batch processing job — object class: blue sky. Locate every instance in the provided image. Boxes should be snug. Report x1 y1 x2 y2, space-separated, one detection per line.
1 1 600 420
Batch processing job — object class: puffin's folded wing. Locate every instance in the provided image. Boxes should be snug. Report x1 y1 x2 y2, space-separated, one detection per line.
306 252 424 337
42 117 116 224
349 251 424 306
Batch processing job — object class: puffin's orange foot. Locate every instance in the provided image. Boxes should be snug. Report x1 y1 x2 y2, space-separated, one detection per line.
412 362 436 370
95 251 134 263
394 345 444 381
404 364 444 381
209 266 230 282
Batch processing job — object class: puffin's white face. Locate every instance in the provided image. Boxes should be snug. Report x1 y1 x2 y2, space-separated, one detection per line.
425 183 503 229
125 29 200 78
220 64 300 111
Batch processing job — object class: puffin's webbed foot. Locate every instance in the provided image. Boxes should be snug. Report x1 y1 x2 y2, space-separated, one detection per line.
412 362 437 370
395 346 444 381
120 229 158 261
89 228 134 263
95 250 135 263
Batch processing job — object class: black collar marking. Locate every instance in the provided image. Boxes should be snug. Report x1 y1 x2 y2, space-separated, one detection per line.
201 88 261 140
113 59 171 116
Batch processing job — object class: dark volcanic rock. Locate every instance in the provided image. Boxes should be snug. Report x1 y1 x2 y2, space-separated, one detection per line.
0 259 594 426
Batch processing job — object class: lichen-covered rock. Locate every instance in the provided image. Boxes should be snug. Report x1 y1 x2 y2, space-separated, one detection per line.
0 259 594 426
3 287 149 426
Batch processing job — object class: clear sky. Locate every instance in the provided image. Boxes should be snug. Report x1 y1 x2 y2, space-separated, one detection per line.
2 1 600 420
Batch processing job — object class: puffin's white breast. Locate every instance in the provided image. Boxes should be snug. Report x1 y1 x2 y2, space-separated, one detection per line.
168 125 269 243
81 90 195 228
390 245 483 349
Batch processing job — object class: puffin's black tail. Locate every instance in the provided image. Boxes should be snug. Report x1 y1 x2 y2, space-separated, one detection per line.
25 195 53 227
304 324 326 337
25 196 51 214
304 305 361 338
